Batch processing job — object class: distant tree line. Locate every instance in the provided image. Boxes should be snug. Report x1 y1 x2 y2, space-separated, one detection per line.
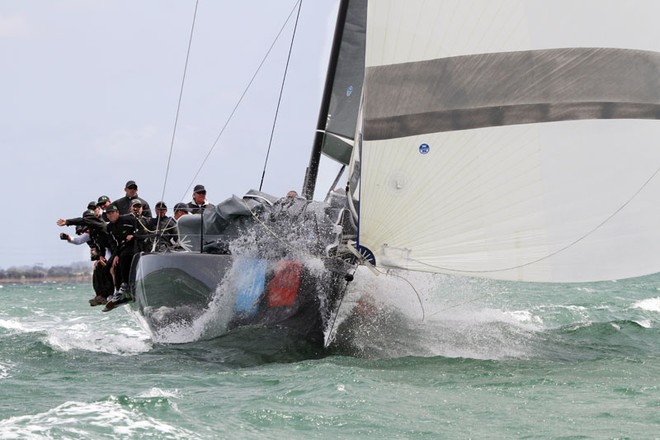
0 262 91 280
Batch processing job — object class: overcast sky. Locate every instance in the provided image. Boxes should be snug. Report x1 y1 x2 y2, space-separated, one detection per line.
0 0 340 268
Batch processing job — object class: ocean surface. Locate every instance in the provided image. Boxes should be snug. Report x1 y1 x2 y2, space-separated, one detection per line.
1 270 660 439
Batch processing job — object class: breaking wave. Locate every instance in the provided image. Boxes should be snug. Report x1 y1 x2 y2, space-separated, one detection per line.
1 307 151 356
0 389 196 439
632 297 660 313
328 269 660 361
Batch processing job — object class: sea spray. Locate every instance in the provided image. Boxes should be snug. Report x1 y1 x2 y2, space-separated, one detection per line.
329 269 547 359
143 204 350 345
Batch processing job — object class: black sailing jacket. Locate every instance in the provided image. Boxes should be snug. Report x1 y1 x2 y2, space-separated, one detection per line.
64 210 110 257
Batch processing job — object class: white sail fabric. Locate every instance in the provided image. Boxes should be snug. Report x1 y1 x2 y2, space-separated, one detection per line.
354 0 660 282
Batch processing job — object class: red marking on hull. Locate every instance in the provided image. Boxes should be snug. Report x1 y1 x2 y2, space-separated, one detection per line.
267 261 302 307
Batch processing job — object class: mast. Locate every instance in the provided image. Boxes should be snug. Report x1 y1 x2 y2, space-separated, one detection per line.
302 0 351 200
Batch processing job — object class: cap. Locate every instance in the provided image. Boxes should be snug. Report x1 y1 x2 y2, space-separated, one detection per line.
131 199 143 207
87 201 97 210
155 201 167 209
97 195 110 206
125 180 137 189
193 184 206 193
174 202 189 212
105 204 119 213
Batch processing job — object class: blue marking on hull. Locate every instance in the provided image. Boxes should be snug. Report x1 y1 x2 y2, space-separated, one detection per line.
234 259 267 316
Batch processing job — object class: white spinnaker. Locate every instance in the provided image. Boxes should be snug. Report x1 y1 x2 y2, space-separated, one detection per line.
358 121 660 281
353 0 660 282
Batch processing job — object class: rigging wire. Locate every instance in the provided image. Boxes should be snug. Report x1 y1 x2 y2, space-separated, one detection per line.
152 0 199 251
180 0 303 202
259 0 303 191
160 0 199 209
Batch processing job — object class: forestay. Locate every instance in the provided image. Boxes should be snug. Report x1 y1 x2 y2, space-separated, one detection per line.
352 0 660 282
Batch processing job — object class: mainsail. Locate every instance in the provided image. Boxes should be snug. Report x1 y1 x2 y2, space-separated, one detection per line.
351 0 660 282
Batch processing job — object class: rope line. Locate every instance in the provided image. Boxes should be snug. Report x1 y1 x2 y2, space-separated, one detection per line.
425 293 494 319
382 271 426 321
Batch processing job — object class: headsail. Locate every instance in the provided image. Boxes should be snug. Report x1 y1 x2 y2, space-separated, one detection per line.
352 0 660 282
303 0 366 199
320 0 367 165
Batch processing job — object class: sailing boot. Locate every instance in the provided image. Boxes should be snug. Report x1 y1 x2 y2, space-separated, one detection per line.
102 284 130 312
89 295 107 306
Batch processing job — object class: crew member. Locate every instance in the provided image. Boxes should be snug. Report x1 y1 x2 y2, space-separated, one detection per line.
187 184 214 214
173 202 190 221
114 180 152 218
56 201 114 305
104 204 139 311
96 195 112 221
149 201 178 250
130 199 153 252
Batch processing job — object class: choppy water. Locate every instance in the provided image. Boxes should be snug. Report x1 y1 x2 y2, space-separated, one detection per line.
1 271 660 438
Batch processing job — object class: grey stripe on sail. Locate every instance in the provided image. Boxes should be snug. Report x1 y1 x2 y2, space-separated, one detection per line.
363 48 660 140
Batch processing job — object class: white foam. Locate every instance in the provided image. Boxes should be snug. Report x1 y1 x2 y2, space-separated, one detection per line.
138 387 181 399
331 270 546 360
505 309 543 324
45 323 152 356
0 361 12 379
633 319 652 328
37 310 152 356
0 319 30 333
632 297 660 313
0 397 197 439
2 297 153 356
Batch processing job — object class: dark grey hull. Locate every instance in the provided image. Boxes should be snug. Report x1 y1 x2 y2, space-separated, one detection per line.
129 252 349 347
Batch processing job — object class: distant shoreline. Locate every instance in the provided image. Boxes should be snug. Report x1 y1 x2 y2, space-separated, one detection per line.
0 276 91 284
